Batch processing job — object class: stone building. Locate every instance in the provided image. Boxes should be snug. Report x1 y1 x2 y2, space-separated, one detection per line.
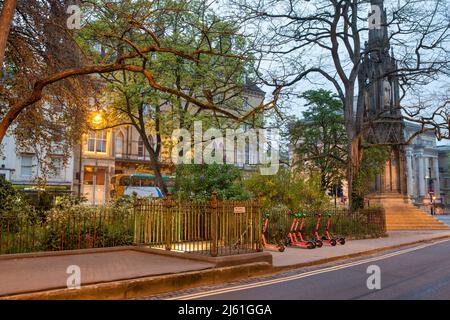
437 145 450 206
0 134 74 192
73 84 266 204
404 122 442 205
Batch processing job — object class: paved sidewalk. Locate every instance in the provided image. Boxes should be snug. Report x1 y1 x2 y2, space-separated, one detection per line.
270 230 450 267
0 249 214 297
437 215 450 227
1 230 450 299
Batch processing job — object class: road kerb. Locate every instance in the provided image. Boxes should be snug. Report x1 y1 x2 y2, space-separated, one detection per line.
271 234 450 273
2 234 450 300
0 262 272 300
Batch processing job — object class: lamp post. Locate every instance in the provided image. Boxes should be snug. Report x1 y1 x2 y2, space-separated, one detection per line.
429 192 436 215
432 195 436 215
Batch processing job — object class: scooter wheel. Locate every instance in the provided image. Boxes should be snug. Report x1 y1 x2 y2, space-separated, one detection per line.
278 246 285 252
315 240 323 248
330 239 337 246
307 242 316 249
321 236 327 241
338 238 346 245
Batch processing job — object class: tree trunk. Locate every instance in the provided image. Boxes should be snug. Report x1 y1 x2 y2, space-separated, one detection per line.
135 125 169 196
0 0 16 68
346 139 354 209
343 90 363 211
347 133 363 211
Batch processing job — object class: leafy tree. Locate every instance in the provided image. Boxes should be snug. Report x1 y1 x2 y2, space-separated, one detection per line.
244 167 329 212
352 145 389 210
76 0 273 195
230 0 450 207
0 0 279 148
288 89 347 191
174 164 250 200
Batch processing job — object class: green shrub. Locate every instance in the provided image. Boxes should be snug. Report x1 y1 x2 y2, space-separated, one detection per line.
174 163 251 200
244 168 329 212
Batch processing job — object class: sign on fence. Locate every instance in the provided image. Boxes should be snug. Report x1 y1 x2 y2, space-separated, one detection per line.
234 207 246 214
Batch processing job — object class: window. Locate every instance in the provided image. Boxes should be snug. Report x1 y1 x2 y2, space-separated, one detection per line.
138 135 154 159
21 155 33 177
115 132 124 157
96 131 107 153
242 97 251 109
49 158 63 178
138 137 144 158
87 132 96 152
87 130 107 154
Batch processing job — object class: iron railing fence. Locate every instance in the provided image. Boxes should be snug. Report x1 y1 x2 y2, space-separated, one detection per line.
0 193 262 257
0 196 385 256
134 193 262 256
0 206 136 255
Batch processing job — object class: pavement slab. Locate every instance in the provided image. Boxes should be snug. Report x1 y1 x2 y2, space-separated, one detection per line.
270 230 450 267
1 230 450 299
0 249 214 297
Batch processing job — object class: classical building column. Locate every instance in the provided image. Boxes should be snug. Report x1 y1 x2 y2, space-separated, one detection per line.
417 150 425 198
405 147 413 198
424 157 430 194
433 157 441 201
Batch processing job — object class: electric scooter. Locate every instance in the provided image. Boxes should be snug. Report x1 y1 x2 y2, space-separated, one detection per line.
321 212 346 245
288 213 315 249
311 213 324 248
262 213 285 252
314 213 336 246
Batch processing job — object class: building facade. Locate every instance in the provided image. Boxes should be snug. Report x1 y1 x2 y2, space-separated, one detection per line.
404 123 442 205
72 126 174 204
74 85 266 204
0 134 74 192
437 145 450 206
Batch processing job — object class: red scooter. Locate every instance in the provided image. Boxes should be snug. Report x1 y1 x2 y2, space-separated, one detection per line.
288 213 315 249
262 213 285 252
321 212 346 245
314 213 336 246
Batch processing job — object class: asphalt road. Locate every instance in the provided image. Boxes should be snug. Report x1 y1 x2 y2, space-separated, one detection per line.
170 239 450 300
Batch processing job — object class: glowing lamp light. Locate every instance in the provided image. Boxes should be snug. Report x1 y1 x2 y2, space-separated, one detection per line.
90 111 105 128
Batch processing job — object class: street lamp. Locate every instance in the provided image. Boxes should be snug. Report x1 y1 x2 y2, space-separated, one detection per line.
90 111 105 129
432 195 437 215
429 193 436 216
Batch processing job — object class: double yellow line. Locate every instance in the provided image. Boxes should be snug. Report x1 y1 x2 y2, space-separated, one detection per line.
168 239 450 300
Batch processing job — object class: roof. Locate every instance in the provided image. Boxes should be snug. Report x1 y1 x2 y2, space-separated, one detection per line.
244 80 266 96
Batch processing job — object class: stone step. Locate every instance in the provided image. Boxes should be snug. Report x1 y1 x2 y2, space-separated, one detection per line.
386 218 447 222
387 226 450 230
386 221 446 225
377 195 449 230
386 221 447 224
386 216 444 220
387 222 447 227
